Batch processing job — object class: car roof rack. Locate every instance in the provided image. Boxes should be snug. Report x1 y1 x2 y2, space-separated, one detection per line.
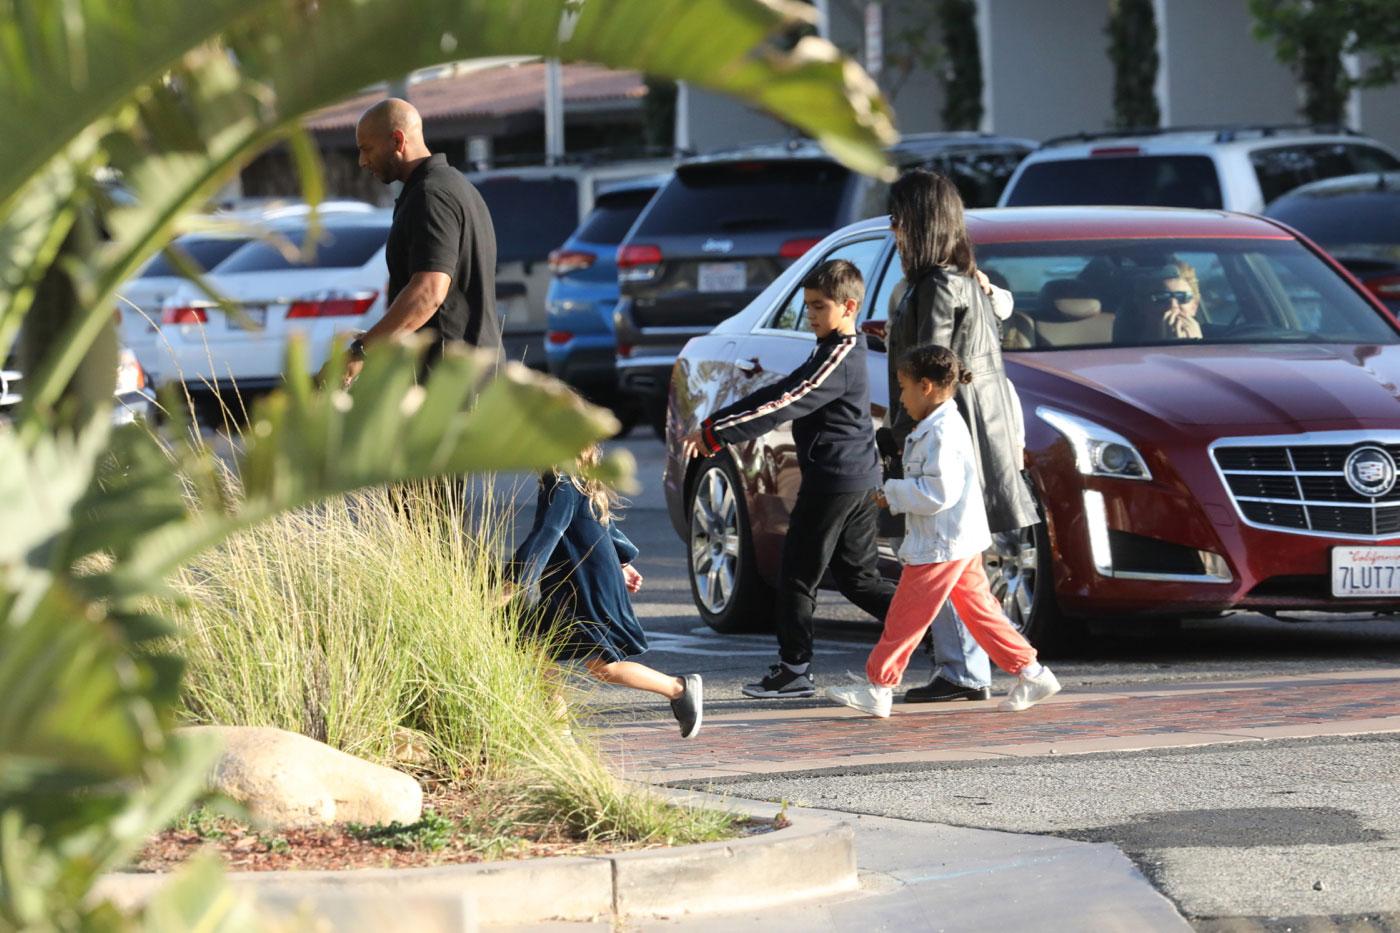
466 145 688 172
1039 123 1362 148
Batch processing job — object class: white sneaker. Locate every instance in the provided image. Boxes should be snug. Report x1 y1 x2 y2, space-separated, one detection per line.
825 683 892 718
998 667 1062 712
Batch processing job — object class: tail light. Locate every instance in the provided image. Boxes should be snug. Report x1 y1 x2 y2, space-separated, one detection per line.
287 290 379 319
546 330 573 345
1364 274 1400 300
618 244 662 282
115 349 147 394
161 304 208 325
548 249 597 275
617 342 634 358
1090 146 1142 157
779 237 821 259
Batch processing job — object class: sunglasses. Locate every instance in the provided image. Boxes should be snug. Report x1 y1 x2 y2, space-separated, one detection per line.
1149 290 1195 306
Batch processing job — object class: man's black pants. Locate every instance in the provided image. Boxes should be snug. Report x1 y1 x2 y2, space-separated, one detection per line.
776 487 895 667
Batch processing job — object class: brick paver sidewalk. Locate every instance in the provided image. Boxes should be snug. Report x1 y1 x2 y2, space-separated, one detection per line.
599 669 1400 782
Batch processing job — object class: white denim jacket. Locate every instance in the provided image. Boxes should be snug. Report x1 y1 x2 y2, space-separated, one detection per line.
883 398 991 565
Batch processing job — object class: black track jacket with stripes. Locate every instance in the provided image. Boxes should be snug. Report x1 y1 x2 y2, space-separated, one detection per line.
700 332 882 493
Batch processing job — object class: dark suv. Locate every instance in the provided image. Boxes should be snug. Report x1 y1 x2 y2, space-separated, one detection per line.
612 133 1034 426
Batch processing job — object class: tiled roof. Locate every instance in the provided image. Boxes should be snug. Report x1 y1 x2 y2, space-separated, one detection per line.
306 62 646 132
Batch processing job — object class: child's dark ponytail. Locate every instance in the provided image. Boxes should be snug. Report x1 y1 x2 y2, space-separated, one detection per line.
898 343 969 390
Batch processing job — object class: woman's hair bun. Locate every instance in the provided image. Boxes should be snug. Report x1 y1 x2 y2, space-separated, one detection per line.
958 370 974 385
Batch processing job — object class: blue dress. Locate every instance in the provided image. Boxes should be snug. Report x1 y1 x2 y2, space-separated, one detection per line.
511 473 648 662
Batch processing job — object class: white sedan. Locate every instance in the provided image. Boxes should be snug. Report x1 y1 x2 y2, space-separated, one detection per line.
155 210 391 397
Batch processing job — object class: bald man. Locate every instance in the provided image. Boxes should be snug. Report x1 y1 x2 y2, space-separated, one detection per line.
341 98 500 384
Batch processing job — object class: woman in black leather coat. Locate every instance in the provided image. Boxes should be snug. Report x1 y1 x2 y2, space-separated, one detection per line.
885 169 1037 534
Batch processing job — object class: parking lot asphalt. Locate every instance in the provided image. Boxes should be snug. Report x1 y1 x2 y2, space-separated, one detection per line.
500 435 1400 928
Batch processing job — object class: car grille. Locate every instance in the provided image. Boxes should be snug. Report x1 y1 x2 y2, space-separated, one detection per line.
1212 438 1400 539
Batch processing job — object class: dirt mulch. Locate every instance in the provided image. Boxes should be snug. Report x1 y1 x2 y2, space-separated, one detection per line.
131 785 774 873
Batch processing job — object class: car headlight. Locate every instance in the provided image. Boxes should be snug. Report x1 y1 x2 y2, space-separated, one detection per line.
1036 406 1152 481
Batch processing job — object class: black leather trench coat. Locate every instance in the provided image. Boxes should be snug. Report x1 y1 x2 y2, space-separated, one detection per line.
886 266 1039 534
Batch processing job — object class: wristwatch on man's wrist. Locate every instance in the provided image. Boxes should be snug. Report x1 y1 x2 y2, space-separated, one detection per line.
347 335 367 361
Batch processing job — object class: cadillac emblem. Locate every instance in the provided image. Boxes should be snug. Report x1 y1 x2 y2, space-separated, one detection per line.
1344 446 1398 498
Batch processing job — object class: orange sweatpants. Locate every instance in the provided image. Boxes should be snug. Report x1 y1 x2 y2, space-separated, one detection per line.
866 557 1038 687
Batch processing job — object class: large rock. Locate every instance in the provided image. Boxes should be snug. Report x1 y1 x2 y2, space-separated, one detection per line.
182 726 423 829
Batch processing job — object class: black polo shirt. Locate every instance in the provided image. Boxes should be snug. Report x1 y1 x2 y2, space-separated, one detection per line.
387 153 501 353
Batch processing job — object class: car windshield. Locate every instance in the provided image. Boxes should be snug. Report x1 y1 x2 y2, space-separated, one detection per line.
473 176 579 263
637 160 850 235
216 225 389 273
1005 156 1223 209
973 238 1399 351
139 236 250 277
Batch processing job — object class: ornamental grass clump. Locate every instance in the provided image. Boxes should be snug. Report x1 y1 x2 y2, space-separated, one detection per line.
171 478 732 845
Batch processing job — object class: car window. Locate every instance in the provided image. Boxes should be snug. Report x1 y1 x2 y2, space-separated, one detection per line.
766 238 886 331
976 237 1397 351
217 225 389 273
636 160 851 236
1266 190 1400 257
865 246 907 326
861 149 1028 217
1005 156 1223 209
1347 145 1400 174
139 237 250 277
472 176 579 264
1251 144 1400 204
573 188 656 245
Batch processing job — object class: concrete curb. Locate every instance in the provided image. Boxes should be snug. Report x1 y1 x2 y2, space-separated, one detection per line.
94 815 856 928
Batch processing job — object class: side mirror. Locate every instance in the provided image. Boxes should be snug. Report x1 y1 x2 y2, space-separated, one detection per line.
860 320 887 353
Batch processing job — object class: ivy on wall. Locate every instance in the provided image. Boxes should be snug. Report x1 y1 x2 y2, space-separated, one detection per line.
937 0 983 130
1105 0 1161 130
1250 0 1400 125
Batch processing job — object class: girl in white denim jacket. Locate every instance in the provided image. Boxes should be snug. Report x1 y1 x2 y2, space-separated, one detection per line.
825 345 1060 718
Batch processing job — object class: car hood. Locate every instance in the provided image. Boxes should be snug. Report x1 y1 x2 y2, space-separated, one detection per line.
1012 343 1400 432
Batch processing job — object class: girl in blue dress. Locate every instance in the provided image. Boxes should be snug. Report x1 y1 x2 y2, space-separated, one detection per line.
512 444 703 738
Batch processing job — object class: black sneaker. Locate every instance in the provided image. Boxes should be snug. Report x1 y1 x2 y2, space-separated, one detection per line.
741 665 816 699
670 674 704 739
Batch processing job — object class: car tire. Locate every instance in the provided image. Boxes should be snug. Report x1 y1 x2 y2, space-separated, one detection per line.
984 512 1084 657
687 457 774 633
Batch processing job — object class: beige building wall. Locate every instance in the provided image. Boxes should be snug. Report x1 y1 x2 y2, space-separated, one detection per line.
981 0 1114 140
1158 0 1298 127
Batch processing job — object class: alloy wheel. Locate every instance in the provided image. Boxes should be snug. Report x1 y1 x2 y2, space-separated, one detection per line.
689 466 741 614
985 526 1039 635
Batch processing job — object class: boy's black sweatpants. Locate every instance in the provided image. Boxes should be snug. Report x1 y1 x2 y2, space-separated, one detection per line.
777 487 895 667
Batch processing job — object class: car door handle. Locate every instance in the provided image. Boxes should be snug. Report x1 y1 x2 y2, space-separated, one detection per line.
735 356 762 376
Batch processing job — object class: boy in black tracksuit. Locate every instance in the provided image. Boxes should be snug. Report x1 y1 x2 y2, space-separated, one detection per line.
680 259 893 698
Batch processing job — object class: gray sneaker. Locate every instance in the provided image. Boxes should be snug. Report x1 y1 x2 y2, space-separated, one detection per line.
742 665 816 698
670 674 704 738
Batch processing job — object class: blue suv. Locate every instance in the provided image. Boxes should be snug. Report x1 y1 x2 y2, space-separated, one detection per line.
544 175 667 431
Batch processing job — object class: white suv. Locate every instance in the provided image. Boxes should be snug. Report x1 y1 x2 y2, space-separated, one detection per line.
999 124 1400 213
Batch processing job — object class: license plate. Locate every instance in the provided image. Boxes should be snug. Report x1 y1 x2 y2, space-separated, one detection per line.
698 262 746 293
1331 545 1400 598
229 305 267 330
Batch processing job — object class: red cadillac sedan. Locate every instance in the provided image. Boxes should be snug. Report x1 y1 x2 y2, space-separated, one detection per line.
662 207 1400 648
